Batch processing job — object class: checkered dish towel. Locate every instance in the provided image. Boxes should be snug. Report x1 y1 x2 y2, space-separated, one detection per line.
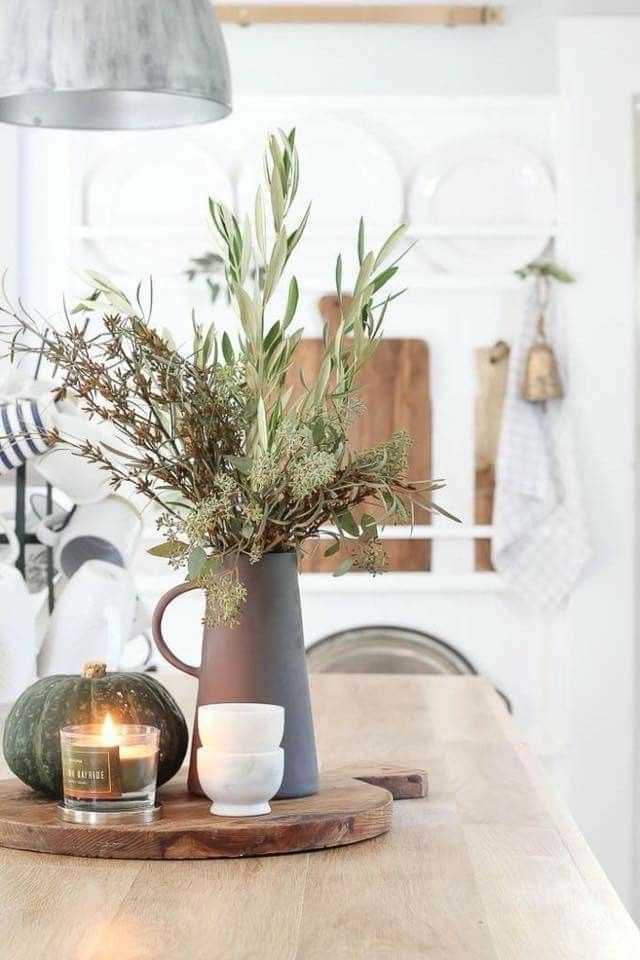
491 300 591 609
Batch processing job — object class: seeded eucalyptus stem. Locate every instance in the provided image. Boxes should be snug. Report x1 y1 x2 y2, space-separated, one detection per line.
0 129 456 626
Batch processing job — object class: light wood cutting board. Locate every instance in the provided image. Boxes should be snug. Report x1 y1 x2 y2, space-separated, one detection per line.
474 341 509 571
287 295 431 572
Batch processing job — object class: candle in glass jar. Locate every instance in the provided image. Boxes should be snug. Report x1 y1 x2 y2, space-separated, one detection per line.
60 715 159 807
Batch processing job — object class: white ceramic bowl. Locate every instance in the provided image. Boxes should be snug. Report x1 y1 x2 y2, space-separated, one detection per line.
197 747 284 817
198 703 284 754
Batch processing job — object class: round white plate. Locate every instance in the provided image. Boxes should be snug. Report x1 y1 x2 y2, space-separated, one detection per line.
408 138 556 273
236 120 404 244
85 137 234 276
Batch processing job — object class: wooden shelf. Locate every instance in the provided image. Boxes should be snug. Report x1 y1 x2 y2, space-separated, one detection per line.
214 4 505 27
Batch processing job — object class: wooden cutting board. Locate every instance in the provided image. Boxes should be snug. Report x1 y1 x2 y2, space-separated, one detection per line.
474 342 509 571
0 765 427 860
288 296 431 572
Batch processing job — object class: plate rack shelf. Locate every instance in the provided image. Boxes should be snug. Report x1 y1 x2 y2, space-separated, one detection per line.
72 224 557 239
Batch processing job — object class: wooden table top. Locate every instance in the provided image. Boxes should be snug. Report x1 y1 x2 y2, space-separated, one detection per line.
1 673 638 959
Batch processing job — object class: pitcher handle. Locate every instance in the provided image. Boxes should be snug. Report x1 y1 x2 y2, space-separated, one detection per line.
152 581 201 678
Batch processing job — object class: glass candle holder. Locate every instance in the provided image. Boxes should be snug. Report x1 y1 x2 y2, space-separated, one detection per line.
59 714 160 824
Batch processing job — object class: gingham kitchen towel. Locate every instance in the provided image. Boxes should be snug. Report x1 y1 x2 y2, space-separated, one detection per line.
491 297 591 609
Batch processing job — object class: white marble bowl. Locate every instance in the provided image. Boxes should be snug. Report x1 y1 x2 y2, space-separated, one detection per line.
198 702 284 754
197 746 284 817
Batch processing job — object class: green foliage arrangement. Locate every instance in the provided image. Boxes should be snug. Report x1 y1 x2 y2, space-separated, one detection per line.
2 130 453 626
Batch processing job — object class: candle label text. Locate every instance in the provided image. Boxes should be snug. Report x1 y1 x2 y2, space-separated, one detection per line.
61 745 122 798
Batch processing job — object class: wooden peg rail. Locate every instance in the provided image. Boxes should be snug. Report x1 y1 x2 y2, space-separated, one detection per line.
215 4 505 27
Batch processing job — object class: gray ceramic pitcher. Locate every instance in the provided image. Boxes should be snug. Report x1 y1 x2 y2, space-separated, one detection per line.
151 551 319 799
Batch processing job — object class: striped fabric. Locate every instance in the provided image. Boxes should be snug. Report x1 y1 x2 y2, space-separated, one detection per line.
0 398 54 475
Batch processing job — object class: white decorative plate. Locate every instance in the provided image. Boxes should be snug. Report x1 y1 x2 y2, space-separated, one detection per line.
236 120 404 243
408 138 556 273
85 137 234 276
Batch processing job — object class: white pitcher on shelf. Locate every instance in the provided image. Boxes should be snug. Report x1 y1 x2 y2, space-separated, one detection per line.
34 399 115 505
35 494 142 579
37 560 152 676
0 516 39 705
0 368 118 505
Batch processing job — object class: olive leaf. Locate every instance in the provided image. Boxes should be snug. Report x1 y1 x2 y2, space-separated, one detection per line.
336 510 359 538
333 558 353 577
147 541 187 558
187 547 207 580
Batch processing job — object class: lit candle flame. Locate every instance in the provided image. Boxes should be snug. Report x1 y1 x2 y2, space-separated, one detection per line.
100 712 118 746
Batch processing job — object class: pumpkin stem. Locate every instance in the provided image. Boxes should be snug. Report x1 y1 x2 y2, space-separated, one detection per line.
82 661 107 679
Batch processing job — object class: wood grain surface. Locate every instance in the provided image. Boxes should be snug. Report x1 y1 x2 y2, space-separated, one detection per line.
289 296 431 572
1 674 639 959
0 772 394 860
330 762 428 799
474 341 509 570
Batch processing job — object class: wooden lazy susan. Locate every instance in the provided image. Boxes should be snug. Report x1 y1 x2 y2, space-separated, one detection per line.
0 764 427 861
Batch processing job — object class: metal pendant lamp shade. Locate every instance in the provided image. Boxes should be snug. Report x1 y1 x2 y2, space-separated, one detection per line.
0 0 231 130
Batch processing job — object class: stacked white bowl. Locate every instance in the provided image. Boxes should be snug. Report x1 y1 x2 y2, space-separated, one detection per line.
197 703 285 817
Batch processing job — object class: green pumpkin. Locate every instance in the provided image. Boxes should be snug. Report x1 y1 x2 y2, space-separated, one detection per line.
2 661 188 797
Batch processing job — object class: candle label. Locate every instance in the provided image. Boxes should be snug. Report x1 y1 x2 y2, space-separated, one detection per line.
61 744 122 798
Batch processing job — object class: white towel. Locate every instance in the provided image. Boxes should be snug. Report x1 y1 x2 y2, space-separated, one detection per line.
491 296 591 609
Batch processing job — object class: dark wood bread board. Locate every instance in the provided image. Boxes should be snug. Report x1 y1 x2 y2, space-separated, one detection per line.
0 765 427 861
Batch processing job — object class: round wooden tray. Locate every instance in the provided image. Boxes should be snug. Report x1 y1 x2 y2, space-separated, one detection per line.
0 765 427 860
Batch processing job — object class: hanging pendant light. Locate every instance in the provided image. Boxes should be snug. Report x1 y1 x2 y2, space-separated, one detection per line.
0 0 231 130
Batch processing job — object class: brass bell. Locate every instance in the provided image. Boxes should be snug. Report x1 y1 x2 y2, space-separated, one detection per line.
522 274 564 403
522 340 563 402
